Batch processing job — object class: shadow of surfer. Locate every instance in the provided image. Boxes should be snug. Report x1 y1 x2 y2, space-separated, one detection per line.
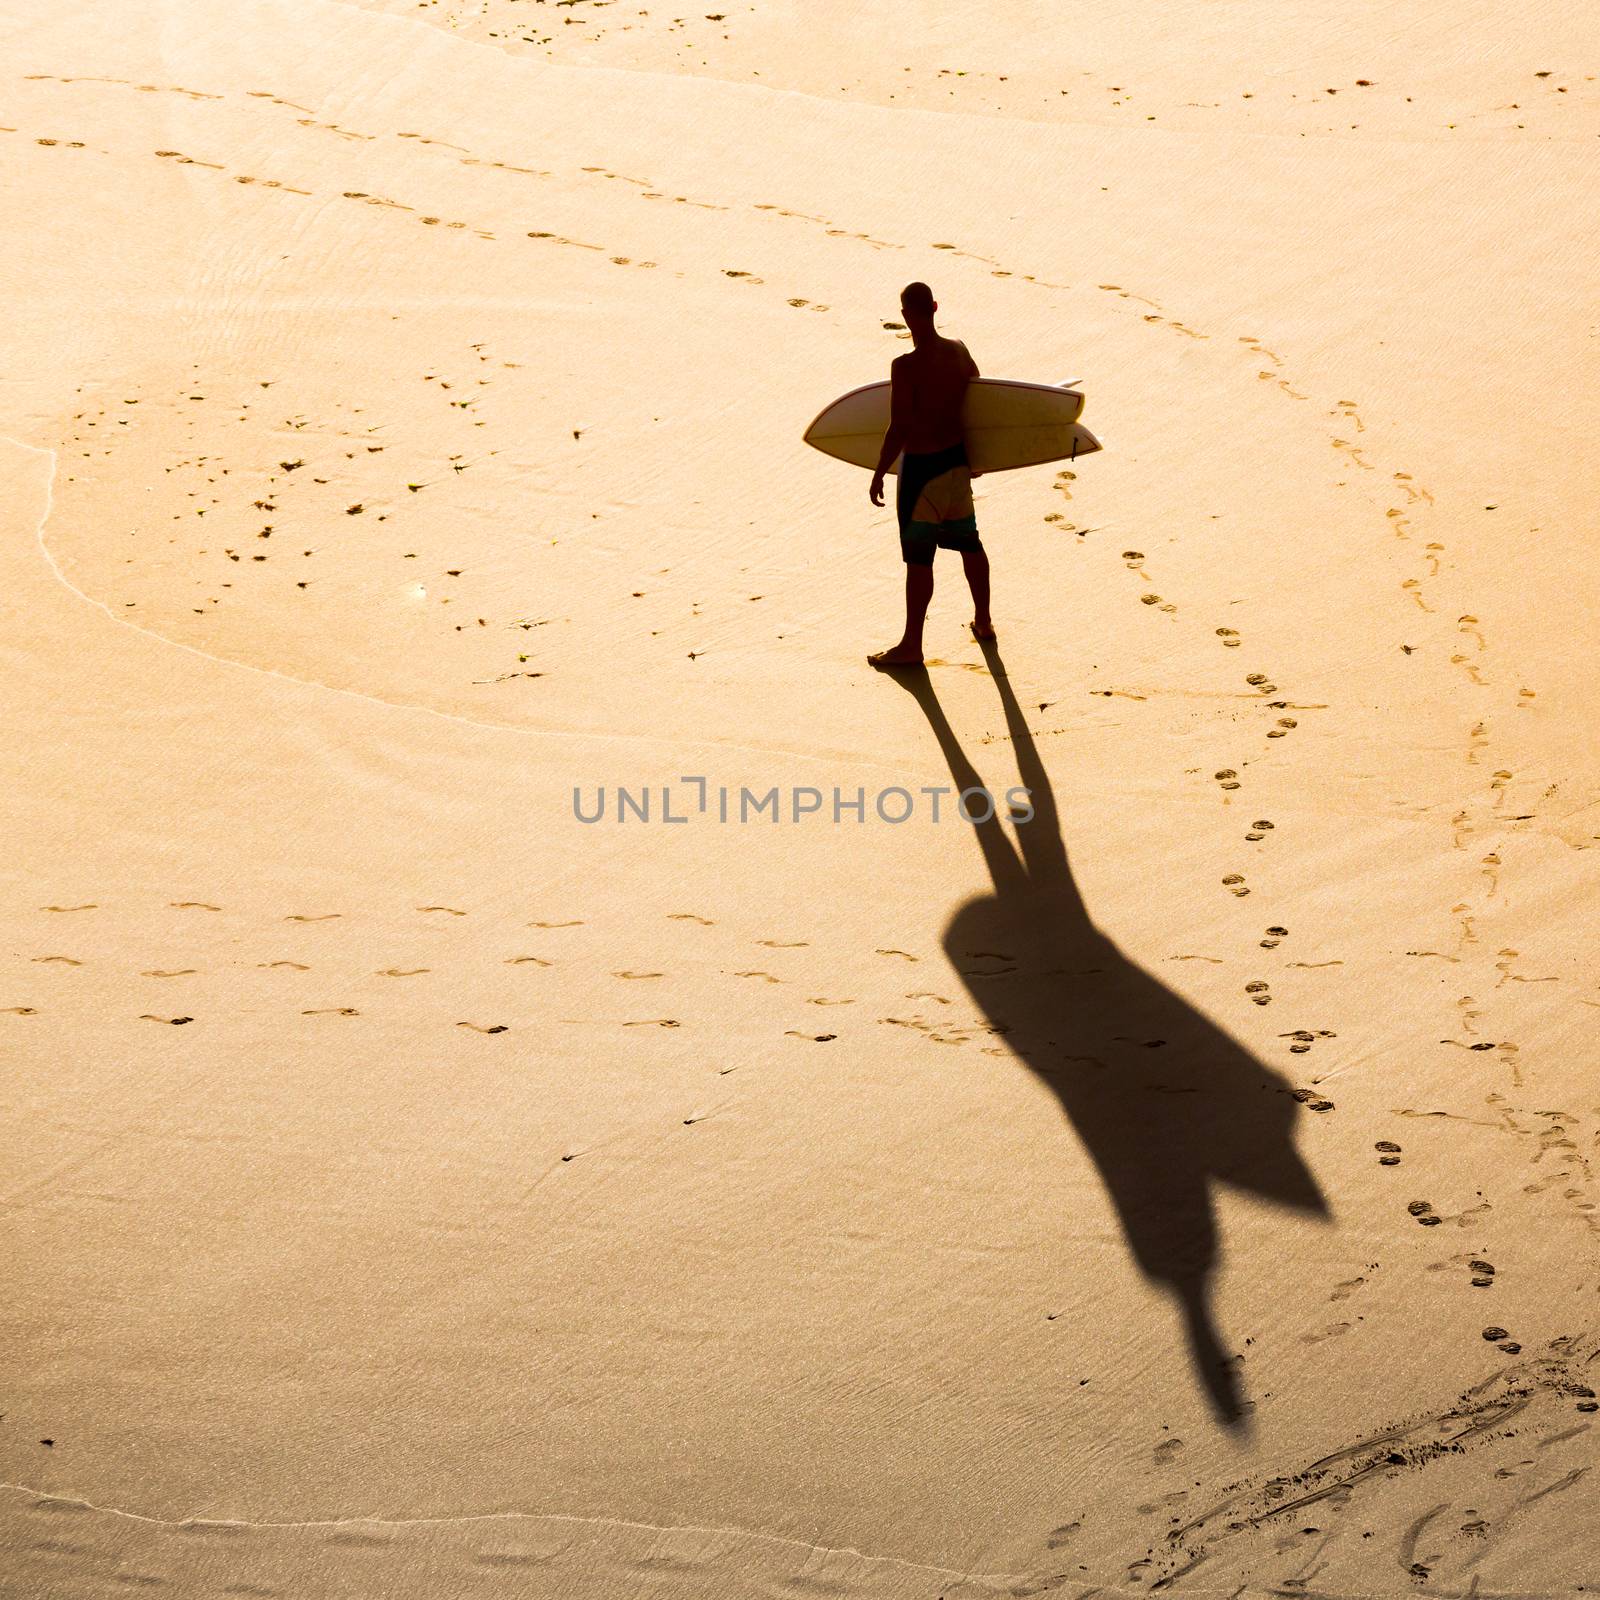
879 644 1329 1425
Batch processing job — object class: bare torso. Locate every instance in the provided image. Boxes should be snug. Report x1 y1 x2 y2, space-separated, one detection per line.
896 335 978 453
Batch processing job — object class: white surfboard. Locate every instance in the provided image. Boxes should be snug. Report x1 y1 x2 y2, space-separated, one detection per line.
803 377 1100 475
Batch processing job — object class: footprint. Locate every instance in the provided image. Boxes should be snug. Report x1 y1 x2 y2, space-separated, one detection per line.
1267 717 1297 739
1152 1437 1185 1465
1260 925 1288 948
1376 1139 1402 1166
1301 1320 1353 1344
1221 873 1249 896
1290 1087 1335 1111
1470 1259 1496 1288
154 149 225 171
1408 1199 1442 1226
1214 768 1241 792
1245 980 1271 1005
1216 627 1241 648
341 190 410 211
1246 819 1274 841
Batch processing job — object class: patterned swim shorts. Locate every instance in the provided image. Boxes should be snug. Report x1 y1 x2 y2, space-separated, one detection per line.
896 440 982 566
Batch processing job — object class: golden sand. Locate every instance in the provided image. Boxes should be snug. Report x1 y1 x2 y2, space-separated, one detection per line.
3 2 1597 1592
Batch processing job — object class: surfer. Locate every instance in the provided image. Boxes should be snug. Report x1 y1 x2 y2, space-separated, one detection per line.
868 281 992 668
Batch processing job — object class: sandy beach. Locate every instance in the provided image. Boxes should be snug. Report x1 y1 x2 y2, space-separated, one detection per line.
3 2 1598 1593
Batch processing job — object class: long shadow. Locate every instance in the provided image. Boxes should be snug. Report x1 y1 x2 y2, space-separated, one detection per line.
880 644 1329 1425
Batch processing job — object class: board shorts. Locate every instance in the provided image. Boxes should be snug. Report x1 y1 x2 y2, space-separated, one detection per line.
896 441 982 567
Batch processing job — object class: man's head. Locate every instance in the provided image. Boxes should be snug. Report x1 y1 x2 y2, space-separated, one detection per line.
900 281 936 325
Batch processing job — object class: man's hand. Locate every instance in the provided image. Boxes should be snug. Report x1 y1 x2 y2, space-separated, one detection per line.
869 471 886 507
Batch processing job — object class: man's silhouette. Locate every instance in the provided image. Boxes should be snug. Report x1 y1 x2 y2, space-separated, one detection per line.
868 282 993 667
877 646 1330 1423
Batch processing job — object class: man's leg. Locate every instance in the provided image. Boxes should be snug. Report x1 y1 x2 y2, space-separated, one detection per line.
962 546 994 639
903 560 934 653
870 554 933 666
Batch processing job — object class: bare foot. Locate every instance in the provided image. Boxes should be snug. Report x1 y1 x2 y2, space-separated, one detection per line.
868 644 923 668
970 619 997 641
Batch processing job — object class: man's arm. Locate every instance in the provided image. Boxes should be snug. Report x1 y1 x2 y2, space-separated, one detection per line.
872 357 911 480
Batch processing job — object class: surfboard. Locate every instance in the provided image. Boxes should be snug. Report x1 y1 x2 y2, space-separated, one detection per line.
802 377 1100 475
